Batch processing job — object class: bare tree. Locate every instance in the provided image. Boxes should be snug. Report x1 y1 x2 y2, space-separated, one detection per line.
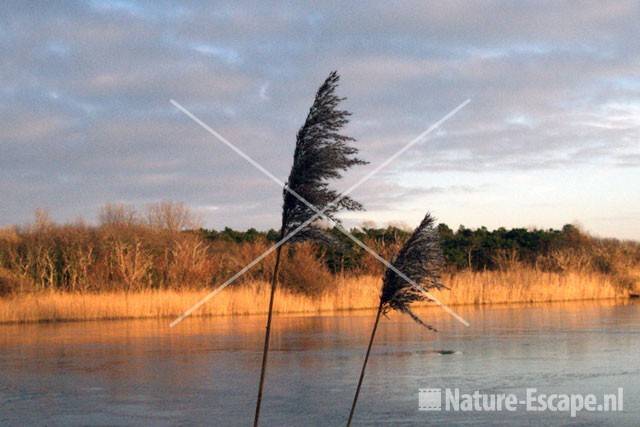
98 203 139 227
32 209 53 232
145 201 201 231
168 235 211 288
61 242 94 292
113 240 152 292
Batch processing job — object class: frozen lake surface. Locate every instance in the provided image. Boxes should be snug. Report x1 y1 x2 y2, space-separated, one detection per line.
1 300 639 426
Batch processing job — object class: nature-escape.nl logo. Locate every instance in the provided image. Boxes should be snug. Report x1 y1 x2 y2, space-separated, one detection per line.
419 387 624 418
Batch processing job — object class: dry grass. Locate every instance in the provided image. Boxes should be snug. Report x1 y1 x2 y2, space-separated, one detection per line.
0 268 632 324
434 269 626 305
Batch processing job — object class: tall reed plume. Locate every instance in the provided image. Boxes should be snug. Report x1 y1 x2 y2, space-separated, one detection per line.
347 213 444 425
253 71 366 426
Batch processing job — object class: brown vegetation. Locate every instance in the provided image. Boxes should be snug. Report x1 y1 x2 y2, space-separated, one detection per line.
0 203 638 323
0 271 629 323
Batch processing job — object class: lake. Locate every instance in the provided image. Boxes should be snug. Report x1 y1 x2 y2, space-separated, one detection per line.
1 300 638 426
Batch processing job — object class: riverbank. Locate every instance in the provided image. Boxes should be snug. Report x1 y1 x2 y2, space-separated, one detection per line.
0 269 633 323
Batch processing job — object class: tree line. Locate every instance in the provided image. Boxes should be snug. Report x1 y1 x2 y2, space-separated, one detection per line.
201 222 639 277
1 203 638 296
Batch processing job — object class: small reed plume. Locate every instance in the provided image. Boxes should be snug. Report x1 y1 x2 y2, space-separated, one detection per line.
347 213 445 425
253 71 366 426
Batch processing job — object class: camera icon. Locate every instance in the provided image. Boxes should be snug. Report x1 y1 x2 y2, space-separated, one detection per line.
419 388 442 411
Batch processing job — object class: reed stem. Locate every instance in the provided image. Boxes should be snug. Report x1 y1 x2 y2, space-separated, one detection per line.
253 242 283 427
346 300 383 426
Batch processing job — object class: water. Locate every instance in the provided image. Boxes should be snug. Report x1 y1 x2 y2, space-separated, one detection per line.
1 300 638 426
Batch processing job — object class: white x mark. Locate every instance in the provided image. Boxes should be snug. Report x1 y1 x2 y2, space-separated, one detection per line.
169 99 471 328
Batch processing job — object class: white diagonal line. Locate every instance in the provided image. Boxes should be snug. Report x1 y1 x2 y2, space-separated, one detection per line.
170 99 470 327
170 99 469 326
171 98 468 325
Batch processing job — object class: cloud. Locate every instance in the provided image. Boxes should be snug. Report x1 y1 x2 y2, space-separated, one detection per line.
356 181 482 211
0 1 638 238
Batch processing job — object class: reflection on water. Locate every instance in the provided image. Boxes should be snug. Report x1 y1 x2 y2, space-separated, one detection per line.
1 301 639 426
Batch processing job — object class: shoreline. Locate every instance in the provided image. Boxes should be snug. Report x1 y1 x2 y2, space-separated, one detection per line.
0 296 634 326
0 270 633 324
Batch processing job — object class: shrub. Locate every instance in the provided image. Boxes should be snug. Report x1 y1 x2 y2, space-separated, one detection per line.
280 243 333 296
0 267 31 295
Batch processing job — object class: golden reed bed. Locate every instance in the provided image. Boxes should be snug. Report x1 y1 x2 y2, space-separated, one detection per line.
0 269 631 324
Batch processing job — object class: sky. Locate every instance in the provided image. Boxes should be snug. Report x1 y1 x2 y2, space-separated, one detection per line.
1 1 639 239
